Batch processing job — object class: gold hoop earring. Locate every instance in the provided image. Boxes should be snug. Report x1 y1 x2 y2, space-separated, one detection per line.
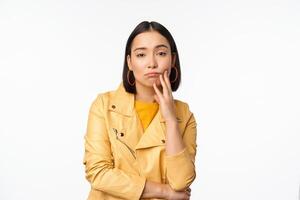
170 67 178 83
127 70 135 86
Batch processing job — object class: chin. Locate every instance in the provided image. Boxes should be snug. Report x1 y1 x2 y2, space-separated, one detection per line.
150 79 161 86
139 79 161 88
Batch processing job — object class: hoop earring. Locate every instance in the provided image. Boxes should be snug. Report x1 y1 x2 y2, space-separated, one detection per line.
170 67 178 83
127 70 135 86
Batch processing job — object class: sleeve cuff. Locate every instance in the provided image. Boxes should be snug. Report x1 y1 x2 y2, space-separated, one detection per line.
133 175 147 200
165 148 195 191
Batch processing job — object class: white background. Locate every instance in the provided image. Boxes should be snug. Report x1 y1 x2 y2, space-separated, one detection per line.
0 0 300 199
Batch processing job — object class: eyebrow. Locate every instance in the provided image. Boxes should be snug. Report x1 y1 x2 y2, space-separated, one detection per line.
133 44 169 52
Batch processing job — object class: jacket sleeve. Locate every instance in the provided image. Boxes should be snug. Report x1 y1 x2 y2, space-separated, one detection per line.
165 107 197 191
83 94 146 200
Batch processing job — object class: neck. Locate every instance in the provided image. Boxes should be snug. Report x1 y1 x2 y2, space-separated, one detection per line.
135 82 159 103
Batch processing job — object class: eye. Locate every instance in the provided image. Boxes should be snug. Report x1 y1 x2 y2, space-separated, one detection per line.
158 52 167 56
136 53 145 57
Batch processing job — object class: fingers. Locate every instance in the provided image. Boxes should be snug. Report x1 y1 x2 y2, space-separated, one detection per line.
185 187 191 193
185 187 191 197
186 190 191 196
164 69 172 91
159 71 169 97
176 192 190 200
160 70 173 97
153 94 160 104
153 82 163 103
167 186 191 200
183 192 190 200
153 69 173 104
181 187 191 199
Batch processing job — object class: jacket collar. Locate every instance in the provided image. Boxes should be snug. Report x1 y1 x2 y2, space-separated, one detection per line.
108 82 182 123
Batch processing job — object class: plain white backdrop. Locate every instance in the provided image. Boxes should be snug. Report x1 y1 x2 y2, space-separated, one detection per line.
0 0 300 199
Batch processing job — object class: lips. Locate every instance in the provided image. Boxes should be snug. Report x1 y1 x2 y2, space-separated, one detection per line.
145 72 160 77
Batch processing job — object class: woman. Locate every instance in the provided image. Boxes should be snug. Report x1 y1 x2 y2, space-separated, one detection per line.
83 21 197 200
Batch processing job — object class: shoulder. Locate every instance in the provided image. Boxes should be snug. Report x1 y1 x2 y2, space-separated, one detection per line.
94 90 115 101
88 86 117 111
173 99 194 121
92 82 130 105
91 90 116 108
174 98 191 112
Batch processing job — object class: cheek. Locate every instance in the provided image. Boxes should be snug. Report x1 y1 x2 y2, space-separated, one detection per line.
158 57 172 67
131 66 144 79
131 60 147 72
132 57 147 65
160 65 172 74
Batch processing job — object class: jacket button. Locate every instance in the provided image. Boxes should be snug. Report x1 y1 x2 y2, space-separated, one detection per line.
111 105 116 109
161 139 165 143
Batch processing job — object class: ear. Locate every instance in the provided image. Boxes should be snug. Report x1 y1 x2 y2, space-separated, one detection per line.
127 55 132 70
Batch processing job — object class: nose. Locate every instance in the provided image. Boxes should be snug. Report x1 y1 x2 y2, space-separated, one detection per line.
147 54 157 69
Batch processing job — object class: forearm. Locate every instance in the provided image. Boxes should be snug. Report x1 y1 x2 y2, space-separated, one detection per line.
164 119 196 191
165 120 185 156
141 180 166 199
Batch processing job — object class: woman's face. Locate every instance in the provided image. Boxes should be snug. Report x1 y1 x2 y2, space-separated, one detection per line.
127 31 176 88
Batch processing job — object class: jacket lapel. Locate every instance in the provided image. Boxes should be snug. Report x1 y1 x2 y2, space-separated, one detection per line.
108 82 183 151
135 112 166 150
135 106 183 150
107 82 135 117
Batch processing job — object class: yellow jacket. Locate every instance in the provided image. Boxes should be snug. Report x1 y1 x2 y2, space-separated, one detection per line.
83 82 197 200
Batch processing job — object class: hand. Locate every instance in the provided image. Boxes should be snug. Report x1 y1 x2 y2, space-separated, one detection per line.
163 184 191 200
153 70 177 124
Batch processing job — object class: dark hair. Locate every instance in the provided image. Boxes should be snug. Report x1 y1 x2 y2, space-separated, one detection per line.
122 21 181 93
